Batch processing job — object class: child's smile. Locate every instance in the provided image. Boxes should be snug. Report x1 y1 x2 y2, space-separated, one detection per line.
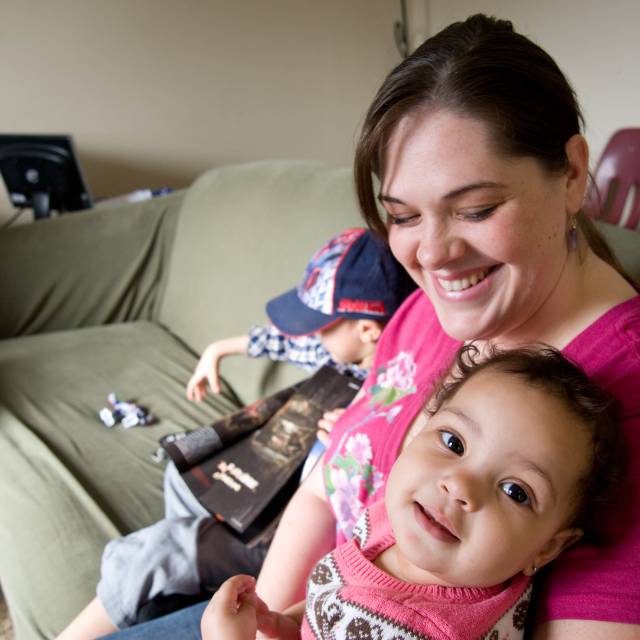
382 367 591 588
413 502 460 543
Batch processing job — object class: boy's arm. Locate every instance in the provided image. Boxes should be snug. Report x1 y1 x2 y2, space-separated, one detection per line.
256 458 335 612
248 325 327 371
186 335 250 400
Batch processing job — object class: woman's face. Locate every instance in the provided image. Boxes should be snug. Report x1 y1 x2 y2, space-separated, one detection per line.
380 110 581 344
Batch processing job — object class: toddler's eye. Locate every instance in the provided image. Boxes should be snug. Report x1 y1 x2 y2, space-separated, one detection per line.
440 431 464 456
500 482 530 505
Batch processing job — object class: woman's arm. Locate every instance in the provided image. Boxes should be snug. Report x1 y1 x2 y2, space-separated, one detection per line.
533 620 640 639
255 459 335 611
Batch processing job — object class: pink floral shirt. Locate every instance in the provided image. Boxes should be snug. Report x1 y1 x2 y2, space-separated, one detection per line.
323 289 460 545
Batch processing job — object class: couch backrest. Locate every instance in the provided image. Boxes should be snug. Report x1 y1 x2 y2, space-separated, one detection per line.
156 160 640 405
595 220 640 283
157 160 363 403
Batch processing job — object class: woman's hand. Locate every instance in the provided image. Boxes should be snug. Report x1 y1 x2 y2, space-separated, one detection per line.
316 408 346 445
186 335 249 400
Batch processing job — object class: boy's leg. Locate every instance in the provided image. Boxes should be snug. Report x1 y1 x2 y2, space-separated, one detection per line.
163 461 209 519
98 516 207 628
100 461 269 628
136 518 270 623
196 519 269 591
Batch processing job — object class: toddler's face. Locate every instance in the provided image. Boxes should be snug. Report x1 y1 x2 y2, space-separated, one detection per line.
385 368 591 588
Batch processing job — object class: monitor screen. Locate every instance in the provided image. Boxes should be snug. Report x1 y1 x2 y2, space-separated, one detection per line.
0 133 93 219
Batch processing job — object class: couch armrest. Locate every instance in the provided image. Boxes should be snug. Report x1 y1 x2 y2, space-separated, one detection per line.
0 191 183 339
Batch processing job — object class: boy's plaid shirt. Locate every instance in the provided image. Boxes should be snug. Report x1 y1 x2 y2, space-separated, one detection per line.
247 325 368 380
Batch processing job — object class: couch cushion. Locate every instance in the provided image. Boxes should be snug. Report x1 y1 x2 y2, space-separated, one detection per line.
0 321 239 638
0 191 183 339
157 160 363 404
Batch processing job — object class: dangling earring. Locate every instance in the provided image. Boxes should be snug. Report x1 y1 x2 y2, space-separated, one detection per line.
532 565 538 574
567 216 578 251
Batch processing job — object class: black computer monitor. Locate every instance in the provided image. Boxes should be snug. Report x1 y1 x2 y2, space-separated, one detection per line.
0 134 93 220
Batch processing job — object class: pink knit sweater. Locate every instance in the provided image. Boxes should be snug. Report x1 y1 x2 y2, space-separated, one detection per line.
301 500 531 639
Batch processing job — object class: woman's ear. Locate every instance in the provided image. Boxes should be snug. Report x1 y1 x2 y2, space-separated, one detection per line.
564 134 590 216
523 527 583 576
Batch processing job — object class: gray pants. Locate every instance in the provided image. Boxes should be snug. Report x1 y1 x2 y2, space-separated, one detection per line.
97 462 268 629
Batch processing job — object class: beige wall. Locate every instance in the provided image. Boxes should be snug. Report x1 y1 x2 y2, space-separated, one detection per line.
0 0 403 223
4 1 637 226
426 0 640 172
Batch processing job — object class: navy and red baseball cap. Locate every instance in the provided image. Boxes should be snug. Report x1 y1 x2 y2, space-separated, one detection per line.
266 228 416 336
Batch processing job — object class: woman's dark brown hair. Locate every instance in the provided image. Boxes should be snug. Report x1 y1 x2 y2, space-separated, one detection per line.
354 13 628 279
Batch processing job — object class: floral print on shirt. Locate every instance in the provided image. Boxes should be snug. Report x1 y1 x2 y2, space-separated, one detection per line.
325 351 418 538
368 351 417 408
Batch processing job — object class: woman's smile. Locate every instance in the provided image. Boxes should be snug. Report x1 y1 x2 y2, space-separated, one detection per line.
432 265 502 301
436 267 491 292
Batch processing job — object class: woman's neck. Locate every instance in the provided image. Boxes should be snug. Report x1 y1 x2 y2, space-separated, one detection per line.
488 247 636 351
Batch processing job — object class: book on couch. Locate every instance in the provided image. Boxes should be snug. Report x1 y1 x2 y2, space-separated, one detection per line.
162 382 302 472
169 366 362 536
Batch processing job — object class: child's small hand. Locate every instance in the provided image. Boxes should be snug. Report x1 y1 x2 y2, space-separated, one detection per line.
316 408 346 446
202 575 263 640
187 336 250 401
187 343 224 400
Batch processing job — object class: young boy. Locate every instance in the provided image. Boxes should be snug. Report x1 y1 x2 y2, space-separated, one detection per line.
204 345 625 640
187 227 416 398
57 228 415 639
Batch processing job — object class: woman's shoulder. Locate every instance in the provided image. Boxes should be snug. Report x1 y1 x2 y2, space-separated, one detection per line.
565 295 640 360
564 295 640 403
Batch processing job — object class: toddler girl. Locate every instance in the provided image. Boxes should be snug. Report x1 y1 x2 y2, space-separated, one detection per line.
203 344 624 639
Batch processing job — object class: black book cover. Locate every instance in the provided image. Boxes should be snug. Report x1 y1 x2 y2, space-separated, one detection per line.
182 366 362 533
163 383 301 472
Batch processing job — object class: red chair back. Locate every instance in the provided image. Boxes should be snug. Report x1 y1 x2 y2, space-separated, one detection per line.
585 128 640 229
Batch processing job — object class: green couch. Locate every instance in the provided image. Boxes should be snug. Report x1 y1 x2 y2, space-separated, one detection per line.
0 160 363 639
0 159 639 639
